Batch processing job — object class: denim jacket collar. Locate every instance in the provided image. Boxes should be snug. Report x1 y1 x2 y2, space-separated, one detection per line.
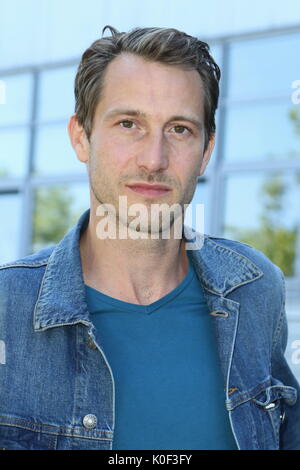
33 209 263 331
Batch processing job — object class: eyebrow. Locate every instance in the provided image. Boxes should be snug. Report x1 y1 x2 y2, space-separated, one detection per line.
103 108 203 130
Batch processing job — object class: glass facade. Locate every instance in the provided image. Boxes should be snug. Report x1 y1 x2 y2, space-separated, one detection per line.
0 192 23 263
223 171 300 277
0 26 299 381
227 33 300 99
224 100 300 162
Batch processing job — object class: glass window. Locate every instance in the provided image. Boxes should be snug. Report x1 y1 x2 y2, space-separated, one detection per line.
37 66 77 122
34 122 85 175
0 74 33 126
0 192 22 264
0 128 30 178
222 171 300 277
32 182 89 253
224 101 300 162
228 33 300 99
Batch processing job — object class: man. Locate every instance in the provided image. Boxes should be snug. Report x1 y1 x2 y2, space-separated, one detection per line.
0 26 299 451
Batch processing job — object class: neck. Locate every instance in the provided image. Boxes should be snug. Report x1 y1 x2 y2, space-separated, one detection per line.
80 208 189 305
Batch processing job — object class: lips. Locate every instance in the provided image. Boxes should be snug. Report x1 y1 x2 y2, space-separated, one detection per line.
126 183 171 197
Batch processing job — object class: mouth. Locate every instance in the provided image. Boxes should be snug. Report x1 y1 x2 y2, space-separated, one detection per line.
126 183 172 198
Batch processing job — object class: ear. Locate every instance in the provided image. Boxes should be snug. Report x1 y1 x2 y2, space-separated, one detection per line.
68 114 90 163
197 133 215 177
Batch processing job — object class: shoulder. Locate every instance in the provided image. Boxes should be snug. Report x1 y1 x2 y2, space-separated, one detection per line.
204 234 285 296
208 235 283 275
0 245 55 270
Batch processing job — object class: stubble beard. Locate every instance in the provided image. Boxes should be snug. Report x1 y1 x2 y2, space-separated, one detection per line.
88 154 198 239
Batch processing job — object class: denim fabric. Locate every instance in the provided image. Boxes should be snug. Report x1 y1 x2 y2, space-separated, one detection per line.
0 208 299 450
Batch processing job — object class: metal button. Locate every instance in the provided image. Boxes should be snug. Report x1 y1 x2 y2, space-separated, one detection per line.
280 411 286 423
83 414 97 429
264 402 276 410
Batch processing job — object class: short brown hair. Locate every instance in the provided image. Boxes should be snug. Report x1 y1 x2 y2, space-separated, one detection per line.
74 25 221 150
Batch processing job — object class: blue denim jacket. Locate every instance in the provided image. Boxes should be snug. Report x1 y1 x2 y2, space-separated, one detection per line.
0 209 299 450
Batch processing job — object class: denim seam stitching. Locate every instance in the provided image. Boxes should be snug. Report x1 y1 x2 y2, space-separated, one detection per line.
206 238 263 275
271 269 286 356
226 379 272 410
0 261 49 270
0 418 113 439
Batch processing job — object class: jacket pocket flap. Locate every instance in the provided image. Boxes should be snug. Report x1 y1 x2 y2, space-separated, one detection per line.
252 384 297 407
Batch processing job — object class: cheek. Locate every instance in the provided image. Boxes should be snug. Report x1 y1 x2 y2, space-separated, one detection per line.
175 150 202 182
94 136 131 171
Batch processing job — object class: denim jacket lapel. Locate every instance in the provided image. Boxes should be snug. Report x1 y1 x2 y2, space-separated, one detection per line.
185 227 264 403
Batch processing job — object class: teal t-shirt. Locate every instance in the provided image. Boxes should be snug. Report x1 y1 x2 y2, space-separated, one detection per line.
84 261 237 450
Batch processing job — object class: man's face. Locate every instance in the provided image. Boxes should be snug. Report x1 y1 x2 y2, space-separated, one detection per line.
83 53 214 234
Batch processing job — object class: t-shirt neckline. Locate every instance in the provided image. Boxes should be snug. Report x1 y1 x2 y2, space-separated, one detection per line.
85 262 195 315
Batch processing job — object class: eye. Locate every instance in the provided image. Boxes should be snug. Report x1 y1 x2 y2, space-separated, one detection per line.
119 120 136 129
171 125 192 135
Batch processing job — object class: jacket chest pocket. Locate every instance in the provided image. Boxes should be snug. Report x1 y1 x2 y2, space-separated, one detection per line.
0 416 113 450
252 383 297 448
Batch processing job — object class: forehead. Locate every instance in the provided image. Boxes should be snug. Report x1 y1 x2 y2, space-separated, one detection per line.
96 53 204 119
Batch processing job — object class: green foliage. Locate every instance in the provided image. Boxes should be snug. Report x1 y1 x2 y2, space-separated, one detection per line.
224 105 300 277
227 224 297 277
225 173 299 277
32 186 77 251
289 107 300 135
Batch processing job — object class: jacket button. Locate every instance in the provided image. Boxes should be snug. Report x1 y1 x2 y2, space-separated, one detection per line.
280 411 286 423
264 402 276 410
83 414 97 429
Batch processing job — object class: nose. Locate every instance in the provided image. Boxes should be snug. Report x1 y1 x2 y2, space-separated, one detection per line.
135 131 169 173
